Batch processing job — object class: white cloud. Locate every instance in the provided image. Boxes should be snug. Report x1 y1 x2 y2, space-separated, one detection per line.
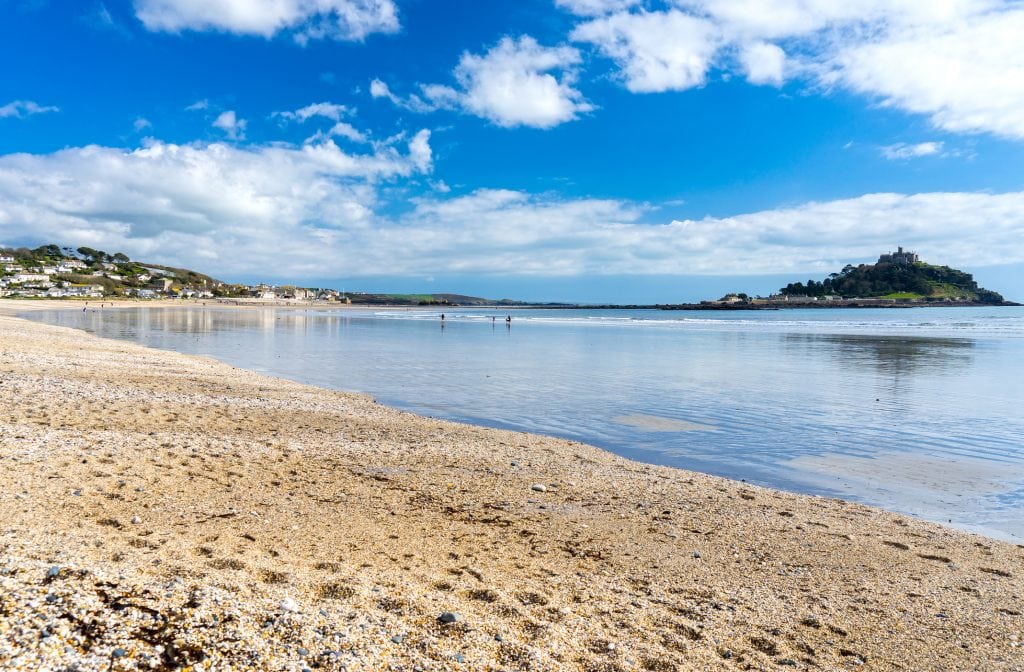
369 78 394 101
275 102 370 143
326 122 367 143
0 134 433 277
134 117 152 132
740 41 785 86
561 1 1024 140
275 102 350 122
212 110 247 140
387 188 1024 276
454 36 592 127
0 100 59 119
185 99 210 111
378 36 593 128
134 0 399 42
555 0 641 16
3 135 1023 279
880 141 944 160
829 8 1024 139
571 10 721 93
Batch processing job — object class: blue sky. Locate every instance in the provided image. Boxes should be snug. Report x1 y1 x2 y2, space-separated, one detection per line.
2 0 1024 302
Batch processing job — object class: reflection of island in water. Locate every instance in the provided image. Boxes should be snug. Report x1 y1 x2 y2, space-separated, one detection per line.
783 333 975 375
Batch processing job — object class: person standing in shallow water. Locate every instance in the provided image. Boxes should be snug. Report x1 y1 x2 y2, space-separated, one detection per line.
506 315 511 329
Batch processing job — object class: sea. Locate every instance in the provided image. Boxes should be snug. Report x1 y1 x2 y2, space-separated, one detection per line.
25 304 1024 542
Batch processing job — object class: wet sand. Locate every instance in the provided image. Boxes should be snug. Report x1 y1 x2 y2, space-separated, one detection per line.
1 302 1022 671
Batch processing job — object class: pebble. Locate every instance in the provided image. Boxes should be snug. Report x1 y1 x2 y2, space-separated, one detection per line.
692 550 701 559
530 484 547 492
279 597 299 613
112 648 127 659
46 566 61 578
297 646 309 656
391 635 404 644
130 515 142 524
438 611 460 624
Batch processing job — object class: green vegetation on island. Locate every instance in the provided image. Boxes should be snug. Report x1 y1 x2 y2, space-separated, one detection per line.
690 247 1015 309
779 248 1006 304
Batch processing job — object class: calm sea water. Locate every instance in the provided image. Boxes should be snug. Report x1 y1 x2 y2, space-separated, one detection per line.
26 305 1024 541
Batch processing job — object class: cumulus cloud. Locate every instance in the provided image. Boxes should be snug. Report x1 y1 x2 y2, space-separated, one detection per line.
571 10 721 92
828 9 1024 139
880 141 944 160
2 135 1023 278
0 100 59 119
212 110 247 140
739 41 786 86
0 134 433 277
559 1 1024 140
134 0 399 42
555 0 641 16
391 188 1024 276
275 102 350 123
377 36 593 128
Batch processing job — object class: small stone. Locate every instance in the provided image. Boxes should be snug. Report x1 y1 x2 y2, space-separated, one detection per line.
607 642 616 651
692 550 701 559
453 653 466 663
391 635 404 644
438 611 460 624
46 566 61 579
297 647 309 656
130 515 142 525
510 461 519 467
72 489 82 496
279 597 299 613
530 484 547 493
494 634 504 642
112 648 128 659
45 593 58 603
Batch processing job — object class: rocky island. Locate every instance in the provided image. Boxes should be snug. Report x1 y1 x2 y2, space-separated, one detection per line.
663 248 1019 310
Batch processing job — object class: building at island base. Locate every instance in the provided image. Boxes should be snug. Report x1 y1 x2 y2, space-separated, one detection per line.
878 246 919 265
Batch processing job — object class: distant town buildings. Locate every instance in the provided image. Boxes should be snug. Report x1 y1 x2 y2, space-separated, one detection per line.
878 246 919 265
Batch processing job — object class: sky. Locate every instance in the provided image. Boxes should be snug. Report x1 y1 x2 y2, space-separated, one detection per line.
2 0 1024 303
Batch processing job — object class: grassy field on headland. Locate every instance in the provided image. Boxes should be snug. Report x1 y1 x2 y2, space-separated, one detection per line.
1 300 1022 671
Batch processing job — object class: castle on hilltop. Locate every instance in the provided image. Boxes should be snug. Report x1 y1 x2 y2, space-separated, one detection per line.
878 246 919 265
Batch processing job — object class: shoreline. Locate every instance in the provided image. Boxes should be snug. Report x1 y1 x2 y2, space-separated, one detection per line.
1 306 1022 670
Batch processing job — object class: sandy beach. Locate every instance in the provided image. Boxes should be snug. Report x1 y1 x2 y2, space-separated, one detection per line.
1 301 1021 671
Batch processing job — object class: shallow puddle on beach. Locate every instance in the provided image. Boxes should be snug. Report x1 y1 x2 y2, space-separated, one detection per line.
785 451 1024 540
612 414 717 432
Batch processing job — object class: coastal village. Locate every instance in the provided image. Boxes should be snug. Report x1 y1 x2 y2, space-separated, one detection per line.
0 245 347 303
